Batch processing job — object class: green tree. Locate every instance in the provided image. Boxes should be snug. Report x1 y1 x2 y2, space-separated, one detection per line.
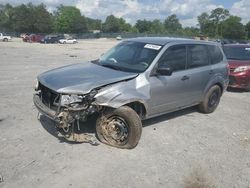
87 18 102 31
118 17 133 32
151 19 165 34
198 12 213 36
182 27 200 37
245 21 250 39
222 16 246 39
103 15 120 32
54 5 88 33
32 4 53 33
11 4 32 32
210 8 230 37
135 19 152 33
164 14 182 34
0 4 15 32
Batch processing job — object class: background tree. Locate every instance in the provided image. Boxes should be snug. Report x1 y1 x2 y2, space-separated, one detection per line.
135 19 152 33
197 12 215 36
0 4 14 32
32 4 53 33
87 18 102 31
151 19 165 34
245 21 250 39
209 8 230 37
54 5 88 33
102 15 120 33
164 14 182 34
222 16 246 39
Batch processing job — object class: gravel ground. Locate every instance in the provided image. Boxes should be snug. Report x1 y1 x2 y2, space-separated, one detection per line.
0 38 249 188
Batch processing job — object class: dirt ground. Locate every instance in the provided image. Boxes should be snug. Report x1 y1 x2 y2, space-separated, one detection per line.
0 38 249 188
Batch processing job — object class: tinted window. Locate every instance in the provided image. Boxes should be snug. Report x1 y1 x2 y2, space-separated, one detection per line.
223 46 250 60
208 45 223 64
188 45 210 68
158 45 187 72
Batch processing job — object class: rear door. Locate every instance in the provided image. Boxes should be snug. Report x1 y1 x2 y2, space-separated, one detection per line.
185 44 212 103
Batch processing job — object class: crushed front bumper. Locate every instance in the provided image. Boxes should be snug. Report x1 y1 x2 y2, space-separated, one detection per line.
33 94 60 123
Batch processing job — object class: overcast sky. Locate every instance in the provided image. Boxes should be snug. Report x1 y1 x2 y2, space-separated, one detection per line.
0 0 249 27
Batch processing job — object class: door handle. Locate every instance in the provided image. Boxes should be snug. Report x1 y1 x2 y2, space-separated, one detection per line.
209 70 214 75
181 75 190 81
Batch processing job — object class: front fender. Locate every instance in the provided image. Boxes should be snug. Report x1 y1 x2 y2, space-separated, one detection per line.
94 76 150 112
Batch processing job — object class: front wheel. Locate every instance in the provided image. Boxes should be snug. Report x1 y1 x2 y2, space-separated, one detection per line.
198 85 222 113
3 38 8 42
96 106 142 149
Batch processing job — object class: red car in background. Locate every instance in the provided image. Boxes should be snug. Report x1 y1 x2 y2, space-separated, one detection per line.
22 34 43 43
223 44 250 91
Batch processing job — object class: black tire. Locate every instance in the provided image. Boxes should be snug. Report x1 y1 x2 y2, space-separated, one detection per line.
198 85 222 114
3 38 8 42
246 85 250 92
96 106 142 149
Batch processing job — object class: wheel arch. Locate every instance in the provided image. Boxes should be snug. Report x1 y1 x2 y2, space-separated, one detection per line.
124 101 147 119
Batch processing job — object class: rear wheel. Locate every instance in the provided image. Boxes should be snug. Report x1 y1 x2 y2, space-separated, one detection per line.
96 106 142 149
198 85 221 113
3 38 8 42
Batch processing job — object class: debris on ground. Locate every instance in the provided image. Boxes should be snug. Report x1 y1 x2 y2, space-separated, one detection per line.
0 174 4 183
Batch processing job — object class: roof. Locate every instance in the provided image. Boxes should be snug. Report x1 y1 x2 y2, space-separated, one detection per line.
125 37 217 46
224 43 250 47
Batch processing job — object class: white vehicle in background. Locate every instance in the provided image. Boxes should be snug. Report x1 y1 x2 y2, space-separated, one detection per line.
0 33 11 42
116 35 122 40
59 38 78 44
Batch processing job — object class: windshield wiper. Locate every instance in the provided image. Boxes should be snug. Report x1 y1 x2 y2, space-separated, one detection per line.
101 64 122 71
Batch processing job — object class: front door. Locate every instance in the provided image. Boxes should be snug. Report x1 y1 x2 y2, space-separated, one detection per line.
148 44 191 116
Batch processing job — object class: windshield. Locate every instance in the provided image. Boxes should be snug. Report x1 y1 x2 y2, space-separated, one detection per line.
223 46 250 60
94 41 162 73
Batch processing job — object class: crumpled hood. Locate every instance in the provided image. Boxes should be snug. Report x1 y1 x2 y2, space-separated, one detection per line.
38 62 138 94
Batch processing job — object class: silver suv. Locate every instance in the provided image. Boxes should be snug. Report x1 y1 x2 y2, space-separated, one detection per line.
33 37 229 149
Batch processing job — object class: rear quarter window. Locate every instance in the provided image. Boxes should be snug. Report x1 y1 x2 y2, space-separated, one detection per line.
208 45 223 64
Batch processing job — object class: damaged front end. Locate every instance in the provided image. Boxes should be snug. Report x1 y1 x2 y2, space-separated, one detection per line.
33 82 101 144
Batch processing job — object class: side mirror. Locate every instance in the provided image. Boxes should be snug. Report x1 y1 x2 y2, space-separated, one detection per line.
156 67 173 76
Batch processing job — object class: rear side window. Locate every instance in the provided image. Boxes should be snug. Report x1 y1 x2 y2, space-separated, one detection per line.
188 45 210 69
158 45 187 72
208 45 223 64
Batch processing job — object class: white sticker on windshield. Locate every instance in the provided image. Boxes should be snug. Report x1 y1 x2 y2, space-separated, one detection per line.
245 48 250 51
144 44 162 50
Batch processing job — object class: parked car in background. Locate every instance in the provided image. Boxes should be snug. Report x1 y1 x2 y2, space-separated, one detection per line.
59 38 77 44
223 44 250 91
116 35 122 40
23 34 43 43
40 35 64 44
0 33 11 42
33 38 229 149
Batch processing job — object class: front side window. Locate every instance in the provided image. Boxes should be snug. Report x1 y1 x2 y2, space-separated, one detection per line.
158 45 187 72
95 41 162 73
188 45 210 68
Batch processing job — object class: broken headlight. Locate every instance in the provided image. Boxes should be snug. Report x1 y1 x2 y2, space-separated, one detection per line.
60 90 97 106
61 95 84 106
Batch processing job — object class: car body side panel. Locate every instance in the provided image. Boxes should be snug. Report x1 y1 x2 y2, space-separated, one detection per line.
94 74 150 114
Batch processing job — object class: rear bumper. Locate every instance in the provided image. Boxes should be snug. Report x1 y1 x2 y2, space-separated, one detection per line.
33 94 60 123
229 72 250 89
